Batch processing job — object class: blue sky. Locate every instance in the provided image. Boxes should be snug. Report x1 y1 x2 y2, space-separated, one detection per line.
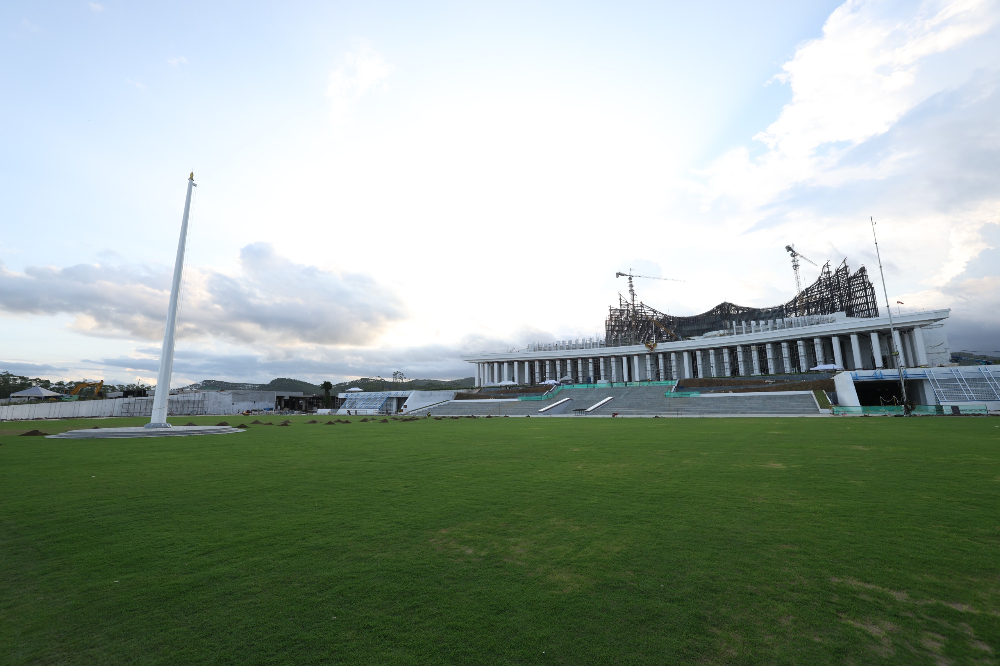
2 0 998 385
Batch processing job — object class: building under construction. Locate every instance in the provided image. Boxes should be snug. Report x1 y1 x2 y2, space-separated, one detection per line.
605 260 880 346
461 256 963 408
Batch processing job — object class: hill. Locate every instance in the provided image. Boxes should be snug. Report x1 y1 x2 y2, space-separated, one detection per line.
195 376 474 394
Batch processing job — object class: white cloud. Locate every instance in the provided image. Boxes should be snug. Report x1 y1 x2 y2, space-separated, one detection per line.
88 3 105 12
0 243 406 347
327 43 392 129
697 0 998 216
125 78 145 90
167 56 188 66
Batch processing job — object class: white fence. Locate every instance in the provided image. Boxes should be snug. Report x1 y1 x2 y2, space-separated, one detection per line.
0 390 277 422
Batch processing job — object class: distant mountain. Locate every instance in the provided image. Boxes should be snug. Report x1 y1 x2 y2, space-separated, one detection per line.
196 376 474 395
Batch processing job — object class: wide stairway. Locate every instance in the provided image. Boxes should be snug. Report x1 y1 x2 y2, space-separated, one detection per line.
409 386 822 417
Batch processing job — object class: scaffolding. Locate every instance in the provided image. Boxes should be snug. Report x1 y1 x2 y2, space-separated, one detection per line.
605 260 879 347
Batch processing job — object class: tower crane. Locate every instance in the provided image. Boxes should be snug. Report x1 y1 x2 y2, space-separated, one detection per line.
784 245 817 295
615 269 684 306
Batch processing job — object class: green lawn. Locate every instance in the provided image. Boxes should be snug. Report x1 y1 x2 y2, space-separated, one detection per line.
1 415 998 664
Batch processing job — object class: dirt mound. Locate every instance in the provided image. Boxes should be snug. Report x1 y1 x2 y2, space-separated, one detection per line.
324 421 336 425
236 424 248 429
251 420 263 424
216 422 229 427
307 420 318 424
20 430 48 436
277 423 290 427
379 418 389 423
185 422 198 426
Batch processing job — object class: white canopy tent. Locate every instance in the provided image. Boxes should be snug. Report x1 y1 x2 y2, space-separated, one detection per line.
9 386 62 398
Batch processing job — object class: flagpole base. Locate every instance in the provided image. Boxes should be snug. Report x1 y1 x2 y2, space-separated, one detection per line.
144 422 173 429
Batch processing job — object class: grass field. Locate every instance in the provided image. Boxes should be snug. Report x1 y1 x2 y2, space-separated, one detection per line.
1 415 998 664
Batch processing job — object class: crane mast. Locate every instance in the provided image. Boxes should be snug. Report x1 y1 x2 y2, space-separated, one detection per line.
784 245 817 295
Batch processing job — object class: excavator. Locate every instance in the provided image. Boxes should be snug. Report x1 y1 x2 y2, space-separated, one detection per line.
69 380 104 398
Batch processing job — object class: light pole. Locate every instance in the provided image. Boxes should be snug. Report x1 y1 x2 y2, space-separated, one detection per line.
147 173 197 428
870 217 910 415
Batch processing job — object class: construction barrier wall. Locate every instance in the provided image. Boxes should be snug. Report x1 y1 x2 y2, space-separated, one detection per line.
0 391 276 422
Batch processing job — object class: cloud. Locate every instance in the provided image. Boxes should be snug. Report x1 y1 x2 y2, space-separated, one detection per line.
0 361 69 376
167 56 188 66
88 2 106 12
669 0 1000 355
327 43 392 128
95 341 473 385
900 223 1000 352
0 243 406 347
696 0 998 217
125 78 145 90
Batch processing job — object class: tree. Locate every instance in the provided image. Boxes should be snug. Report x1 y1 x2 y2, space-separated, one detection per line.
321 381 333 409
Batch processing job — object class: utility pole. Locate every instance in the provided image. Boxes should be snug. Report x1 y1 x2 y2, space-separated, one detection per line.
870 217 910 415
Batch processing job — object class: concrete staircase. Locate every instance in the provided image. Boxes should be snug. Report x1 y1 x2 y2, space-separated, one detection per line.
409 386 821 417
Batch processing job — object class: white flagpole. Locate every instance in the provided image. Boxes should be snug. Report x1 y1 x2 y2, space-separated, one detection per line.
147 173 197 428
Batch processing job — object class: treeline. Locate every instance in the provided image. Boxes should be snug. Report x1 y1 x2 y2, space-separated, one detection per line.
0 371 148 399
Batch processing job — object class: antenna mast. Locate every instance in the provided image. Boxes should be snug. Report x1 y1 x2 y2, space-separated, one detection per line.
870 217 910 415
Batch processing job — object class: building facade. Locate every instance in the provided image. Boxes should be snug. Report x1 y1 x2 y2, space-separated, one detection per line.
465 309 951 387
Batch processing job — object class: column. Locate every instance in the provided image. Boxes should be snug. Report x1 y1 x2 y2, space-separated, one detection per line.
645 354 653 382
475 363 481 387
588 358 594 383
722 347 731 376
870 332 883 368
658 353 665 380
902 331 915 367
781 342 792 374
765 343 775 375
577 358 584 383
850 334 863 370
891 329 905 368
611 357 618 383
545 360 552 381
708 349 717 377
494 361 500 384
633 354 641 382
736 345 746 376
670 353 679 380
695 350 704 379
513 361 520 385
683 351 693 379
600 357 606 381
912 326 929 366
751 346 761 375
622 357 630 382
813 338 825 367
797 340 807 372
832 336 844 369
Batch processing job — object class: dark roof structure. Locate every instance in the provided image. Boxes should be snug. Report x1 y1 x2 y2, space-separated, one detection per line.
605 260 879 346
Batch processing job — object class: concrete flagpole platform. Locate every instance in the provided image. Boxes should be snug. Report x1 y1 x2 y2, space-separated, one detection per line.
47 425 244 439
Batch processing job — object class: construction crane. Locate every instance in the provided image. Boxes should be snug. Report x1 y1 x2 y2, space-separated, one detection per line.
784 245 817 295
648 316 680 342
615 269 684 306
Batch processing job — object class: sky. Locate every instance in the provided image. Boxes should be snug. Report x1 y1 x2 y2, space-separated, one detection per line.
1 0 998 386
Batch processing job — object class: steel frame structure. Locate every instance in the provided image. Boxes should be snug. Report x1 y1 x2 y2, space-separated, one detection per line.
605 260 879 347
